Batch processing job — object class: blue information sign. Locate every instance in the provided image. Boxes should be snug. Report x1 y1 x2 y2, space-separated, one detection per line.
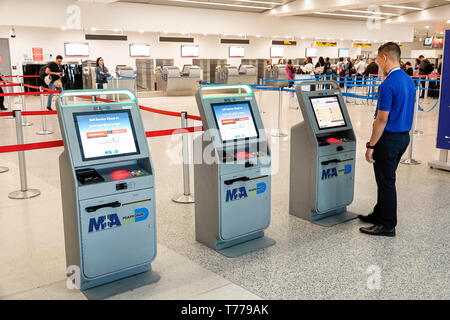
436 30 450 150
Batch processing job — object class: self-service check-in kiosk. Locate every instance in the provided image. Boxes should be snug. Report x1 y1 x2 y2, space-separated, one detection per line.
194 84 275 257
289 81 357 226
57 90 158 290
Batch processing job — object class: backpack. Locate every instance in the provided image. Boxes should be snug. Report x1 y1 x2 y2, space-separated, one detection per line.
39 64 48 80
425 60 434 75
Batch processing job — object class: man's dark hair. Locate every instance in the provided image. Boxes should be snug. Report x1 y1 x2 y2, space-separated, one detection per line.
419 55 425 59
378 42 401 62
405 61 411 66
56 55 63 60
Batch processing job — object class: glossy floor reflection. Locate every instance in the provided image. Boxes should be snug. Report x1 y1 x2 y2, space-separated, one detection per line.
0 90 448 299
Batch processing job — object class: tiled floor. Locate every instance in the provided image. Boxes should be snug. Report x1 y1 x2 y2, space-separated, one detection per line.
0 89 448 300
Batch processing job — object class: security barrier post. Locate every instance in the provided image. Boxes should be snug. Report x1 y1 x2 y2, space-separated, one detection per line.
8 110 41 199
3 85 14 119
172 111 195 203
36 86 53 135
258 78 265 114
401 86 421 165
413 81 423 135
272 87 288 137
18 76 32 126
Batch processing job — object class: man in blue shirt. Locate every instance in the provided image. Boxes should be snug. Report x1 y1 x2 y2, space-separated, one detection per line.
359 42 415 237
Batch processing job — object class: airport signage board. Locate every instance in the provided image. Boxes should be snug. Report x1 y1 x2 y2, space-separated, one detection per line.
353 43 372 48
270 47 284 58
65 42 89 56
129 44 150 57
315 42 336 47
229 46 245 58
436 30 450 150
181 45 199 57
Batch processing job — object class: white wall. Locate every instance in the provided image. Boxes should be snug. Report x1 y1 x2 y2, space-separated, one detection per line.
0 26 371 75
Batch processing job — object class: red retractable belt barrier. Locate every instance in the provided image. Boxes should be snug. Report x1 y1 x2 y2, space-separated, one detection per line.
0 87 205 154
0 125 204 154
2 75 40 78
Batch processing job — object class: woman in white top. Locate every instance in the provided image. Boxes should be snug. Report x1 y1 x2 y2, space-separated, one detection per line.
301 57 315 75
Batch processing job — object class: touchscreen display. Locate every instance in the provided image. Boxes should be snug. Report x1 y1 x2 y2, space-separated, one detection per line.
310 96 346 129
212 102 259 141
74 110 140 160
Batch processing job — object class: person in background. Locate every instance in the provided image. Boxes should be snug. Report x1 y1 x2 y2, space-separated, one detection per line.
404 62 413 76
45 55 64 111
301 57 314 75
346 57 355 76
364 58 379 77
315 56 326 76
418 55 433 98
324 57 332 77
337 57 347 88
278 58 284 65
285 59 296 87
0 74 7 111
315 56 325 68
95 57 111 90
359 42 415 237
355 58 366 77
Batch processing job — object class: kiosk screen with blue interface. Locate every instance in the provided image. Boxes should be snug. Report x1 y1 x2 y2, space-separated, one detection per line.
310 95 346 130
212 101 259 142
73 110 140 161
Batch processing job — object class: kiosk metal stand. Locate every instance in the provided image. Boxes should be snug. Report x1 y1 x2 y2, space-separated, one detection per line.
290 81 357 226
57 89 159 292
194 85 275 257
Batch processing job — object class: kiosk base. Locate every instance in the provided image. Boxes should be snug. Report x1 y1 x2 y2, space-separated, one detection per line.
82 269 161 300
311 210 358 227
216 233 276 258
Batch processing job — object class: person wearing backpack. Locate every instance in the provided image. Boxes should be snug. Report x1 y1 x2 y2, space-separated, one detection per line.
418 55 434 98
45 55 64 111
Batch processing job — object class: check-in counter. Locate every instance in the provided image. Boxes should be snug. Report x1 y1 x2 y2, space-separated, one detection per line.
156 65 201 96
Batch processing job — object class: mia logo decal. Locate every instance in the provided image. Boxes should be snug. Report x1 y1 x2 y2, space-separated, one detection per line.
88 214 122 233
225 182 266 202
321 164 352 180
88 208 149 233
122 207 149 225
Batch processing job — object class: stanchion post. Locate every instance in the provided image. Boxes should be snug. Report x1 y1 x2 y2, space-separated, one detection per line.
401 86 421 165
413 81 423 135
8 109 41 199
18 75 32 126
172 111 195 203
272 87 288 137
3 85 14 119
36 86 53 135
258 78 266 114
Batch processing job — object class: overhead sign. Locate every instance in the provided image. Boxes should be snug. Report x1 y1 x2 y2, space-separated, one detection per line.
315 41 337 47
129 44 150 57
272 40 297 46
436 30 449 150
353 43 372 48
32 47 44 62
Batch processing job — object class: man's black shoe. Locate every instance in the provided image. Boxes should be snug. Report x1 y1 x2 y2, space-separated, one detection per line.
360 224 396 237
358 213 378 224
0 107 7 111
47 107 53 111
